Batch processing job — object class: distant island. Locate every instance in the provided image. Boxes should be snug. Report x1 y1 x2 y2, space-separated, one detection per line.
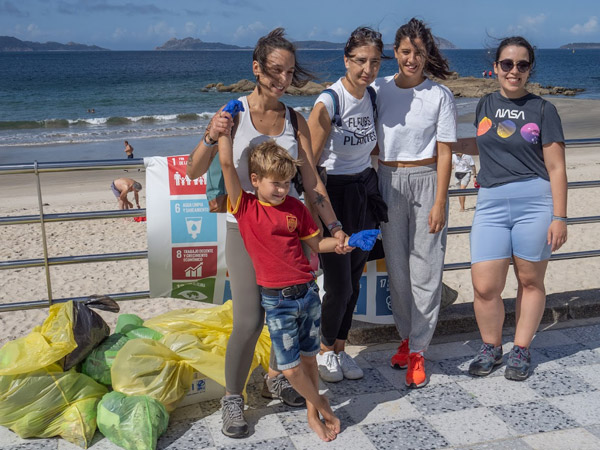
156 36 457 51
560 42 600 49
0 36 108 52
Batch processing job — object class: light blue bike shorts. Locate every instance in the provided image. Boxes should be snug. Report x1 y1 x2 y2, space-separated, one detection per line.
470 177 553 264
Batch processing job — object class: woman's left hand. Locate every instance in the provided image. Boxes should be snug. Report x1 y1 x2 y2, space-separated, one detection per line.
547 220 568 251
428 204 446 234
332 228 350 254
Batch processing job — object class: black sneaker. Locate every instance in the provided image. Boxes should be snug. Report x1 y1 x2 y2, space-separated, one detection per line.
261 373 306 407
504 345 531 381
468 343 503 377
220 395 248 438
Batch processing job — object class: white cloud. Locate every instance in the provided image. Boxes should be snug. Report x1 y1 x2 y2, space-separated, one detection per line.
184 22 197 36
570 16 598 35
307 26 320 39
523 14 546 26
233 21 268 41
331 27 348 38
112 27 126 40
12 23 42 39
147 21 177 38
200 22 212 36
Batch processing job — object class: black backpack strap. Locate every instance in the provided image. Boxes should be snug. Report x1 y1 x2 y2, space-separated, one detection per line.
366 86 377 122
321 88 343 127
287 105 299 141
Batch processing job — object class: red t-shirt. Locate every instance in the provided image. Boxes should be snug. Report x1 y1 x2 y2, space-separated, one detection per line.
229 191 320 288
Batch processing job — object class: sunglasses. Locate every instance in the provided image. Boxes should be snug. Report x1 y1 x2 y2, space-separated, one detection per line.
497 59 532 73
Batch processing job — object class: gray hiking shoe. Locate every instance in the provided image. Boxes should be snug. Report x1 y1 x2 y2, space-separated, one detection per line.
220 395 248 438
261 374 306 407
468 343 503 377
504 345 531 381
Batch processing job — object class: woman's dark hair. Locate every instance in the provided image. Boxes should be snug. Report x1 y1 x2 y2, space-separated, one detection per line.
253 27 313 87
344 26 385 58
394 18 452 80
494 36 536 70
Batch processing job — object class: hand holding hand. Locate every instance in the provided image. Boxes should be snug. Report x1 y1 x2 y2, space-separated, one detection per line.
332 228 349 254
348 229 381 251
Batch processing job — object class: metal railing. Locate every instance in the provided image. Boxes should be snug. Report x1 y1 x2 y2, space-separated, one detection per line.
1 138 600 312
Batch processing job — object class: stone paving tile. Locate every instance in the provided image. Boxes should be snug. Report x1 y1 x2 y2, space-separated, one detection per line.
217 436 295 450
436 354 488 380
491 400 579 434
0 442 58 450
520 427 600 450
525 368 596 398
536 343 600 367
424 341 477 361
156 417 214 449
426 407 517 447
57 433 119 449
548 391 600 426
322 367 395 397
528 330 578 348
361 418 450 450
559 324 600 345
457 376 541 406
289 428 377 450
585 424 600 439
275 405 355 436
459 437 533 449
335 390 420 425
405 382 482 415
0 428 54 449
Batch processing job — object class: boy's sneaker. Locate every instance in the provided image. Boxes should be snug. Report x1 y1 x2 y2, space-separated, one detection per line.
220 395 248 438
261 373 305 407
468 343 503 377
316 351 343 382
391 339 409 369
504 345 531 381
405 352 428 388
337 351 364 380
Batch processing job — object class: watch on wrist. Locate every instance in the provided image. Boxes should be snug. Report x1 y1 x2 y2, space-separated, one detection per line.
327 220 342 233
203 133 217 147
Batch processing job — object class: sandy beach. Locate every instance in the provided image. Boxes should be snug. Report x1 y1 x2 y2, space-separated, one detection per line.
1 97 599 347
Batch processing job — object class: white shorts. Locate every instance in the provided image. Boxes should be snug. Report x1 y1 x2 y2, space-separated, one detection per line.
455 172 471 187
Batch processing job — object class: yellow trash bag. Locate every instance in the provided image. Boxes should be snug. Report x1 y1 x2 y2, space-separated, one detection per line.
143 300 271 381
0 363 108 448
0 303 77 375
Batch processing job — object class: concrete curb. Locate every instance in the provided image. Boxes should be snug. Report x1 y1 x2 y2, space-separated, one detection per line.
347 288 600 345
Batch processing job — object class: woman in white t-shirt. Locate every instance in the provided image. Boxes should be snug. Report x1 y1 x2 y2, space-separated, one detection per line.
372 18 457 389
307 27 388 384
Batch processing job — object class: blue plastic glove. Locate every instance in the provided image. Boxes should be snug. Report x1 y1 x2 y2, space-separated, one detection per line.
222 99 245 118
348 229 381 251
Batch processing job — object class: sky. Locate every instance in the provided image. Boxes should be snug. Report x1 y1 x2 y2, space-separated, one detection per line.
1 0 599 50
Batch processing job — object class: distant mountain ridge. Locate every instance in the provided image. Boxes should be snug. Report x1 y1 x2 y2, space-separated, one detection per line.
0 36 108 51
156 36 457 51
560 42 600 49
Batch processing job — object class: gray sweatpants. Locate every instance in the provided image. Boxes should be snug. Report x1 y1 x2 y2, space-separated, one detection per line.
377 163 448 352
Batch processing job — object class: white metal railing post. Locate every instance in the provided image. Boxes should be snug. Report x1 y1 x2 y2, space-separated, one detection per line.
33 161 53 305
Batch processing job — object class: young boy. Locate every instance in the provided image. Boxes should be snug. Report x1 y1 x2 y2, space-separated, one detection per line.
218 131 351 441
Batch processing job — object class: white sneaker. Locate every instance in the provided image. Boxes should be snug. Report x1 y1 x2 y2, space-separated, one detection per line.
337 351 364 380
316 351 343 382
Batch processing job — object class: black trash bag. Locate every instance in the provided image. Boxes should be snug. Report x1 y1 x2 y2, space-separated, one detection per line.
63 296 120 371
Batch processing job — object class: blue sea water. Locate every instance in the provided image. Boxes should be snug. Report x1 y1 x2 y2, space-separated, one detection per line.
0 49 598 163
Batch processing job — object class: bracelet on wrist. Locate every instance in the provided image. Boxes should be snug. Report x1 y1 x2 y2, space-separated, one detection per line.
203 134 217 147
327 220 342 233
552 215 567 222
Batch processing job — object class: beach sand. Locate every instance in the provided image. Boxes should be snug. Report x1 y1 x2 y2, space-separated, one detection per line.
1 97 599 347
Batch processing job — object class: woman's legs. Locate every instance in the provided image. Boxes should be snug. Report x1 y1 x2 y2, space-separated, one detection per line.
471 259 511 346
512 256 549 348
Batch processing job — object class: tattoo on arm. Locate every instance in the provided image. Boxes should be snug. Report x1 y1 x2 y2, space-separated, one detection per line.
187 150 195 166
313 192 326 208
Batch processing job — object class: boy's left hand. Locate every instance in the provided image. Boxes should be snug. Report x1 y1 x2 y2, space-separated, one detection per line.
348 229 381 251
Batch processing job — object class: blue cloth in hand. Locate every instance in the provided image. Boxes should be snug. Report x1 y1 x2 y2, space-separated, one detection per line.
223 99 245 118
348 229 381 251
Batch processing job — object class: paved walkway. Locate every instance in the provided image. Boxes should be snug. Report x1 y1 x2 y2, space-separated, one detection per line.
2 320 600 449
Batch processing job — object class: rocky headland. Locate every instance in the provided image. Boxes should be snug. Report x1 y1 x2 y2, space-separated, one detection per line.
204 73 584 97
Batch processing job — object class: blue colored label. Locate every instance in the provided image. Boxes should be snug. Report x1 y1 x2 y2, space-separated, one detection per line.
170 199 217 243
354 276 367 315
375 275 392 316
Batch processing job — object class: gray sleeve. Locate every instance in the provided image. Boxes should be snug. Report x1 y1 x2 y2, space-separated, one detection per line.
541 101 565 145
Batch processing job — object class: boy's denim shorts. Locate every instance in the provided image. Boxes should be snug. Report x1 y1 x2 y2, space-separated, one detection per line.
260 281 321 370
470 177 553 264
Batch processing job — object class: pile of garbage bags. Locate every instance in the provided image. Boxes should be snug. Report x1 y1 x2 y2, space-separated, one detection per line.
0 298 271 449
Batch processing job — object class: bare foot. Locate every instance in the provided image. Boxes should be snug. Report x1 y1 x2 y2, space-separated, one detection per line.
308 414 336 442
318 395 341 434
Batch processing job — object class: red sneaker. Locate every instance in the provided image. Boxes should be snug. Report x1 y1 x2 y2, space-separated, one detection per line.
405 352 428 388
390 339 409 369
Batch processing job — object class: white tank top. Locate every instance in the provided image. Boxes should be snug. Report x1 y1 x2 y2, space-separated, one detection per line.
227 95 299 222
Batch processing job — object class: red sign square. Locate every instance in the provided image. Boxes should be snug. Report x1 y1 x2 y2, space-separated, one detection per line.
172 246 217 280
167 155 207 196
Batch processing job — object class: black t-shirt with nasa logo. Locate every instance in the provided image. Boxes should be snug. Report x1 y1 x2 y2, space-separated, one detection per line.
474 91 564 188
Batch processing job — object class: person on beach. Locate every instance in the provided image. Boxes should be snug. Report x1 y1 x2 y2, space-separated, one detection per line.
110 177 141 210
452 152 477 211
372 18 456 388
124 140 134 159
217 133 360 441
307 27 388 383
457 36 567 381
186 28 347 438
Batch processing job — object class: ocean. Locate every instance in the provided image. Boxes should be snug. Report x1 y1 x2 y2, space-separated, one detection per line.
1 49 599 164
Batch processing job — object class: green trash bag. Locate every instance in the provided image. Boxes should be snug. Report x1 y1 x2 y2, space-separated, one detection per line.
97 391 169 450
0 363 108 448
116 314 163 341
82 333 130 386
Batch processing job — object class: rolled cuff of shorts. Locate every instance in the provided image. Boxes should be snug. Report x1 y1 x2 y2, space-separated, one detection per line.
276 358 302 371
300 348 320 358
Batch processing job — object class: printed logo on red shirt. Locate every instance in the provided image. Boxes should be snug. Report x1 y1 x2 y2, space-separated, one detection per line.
286 214 297 232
